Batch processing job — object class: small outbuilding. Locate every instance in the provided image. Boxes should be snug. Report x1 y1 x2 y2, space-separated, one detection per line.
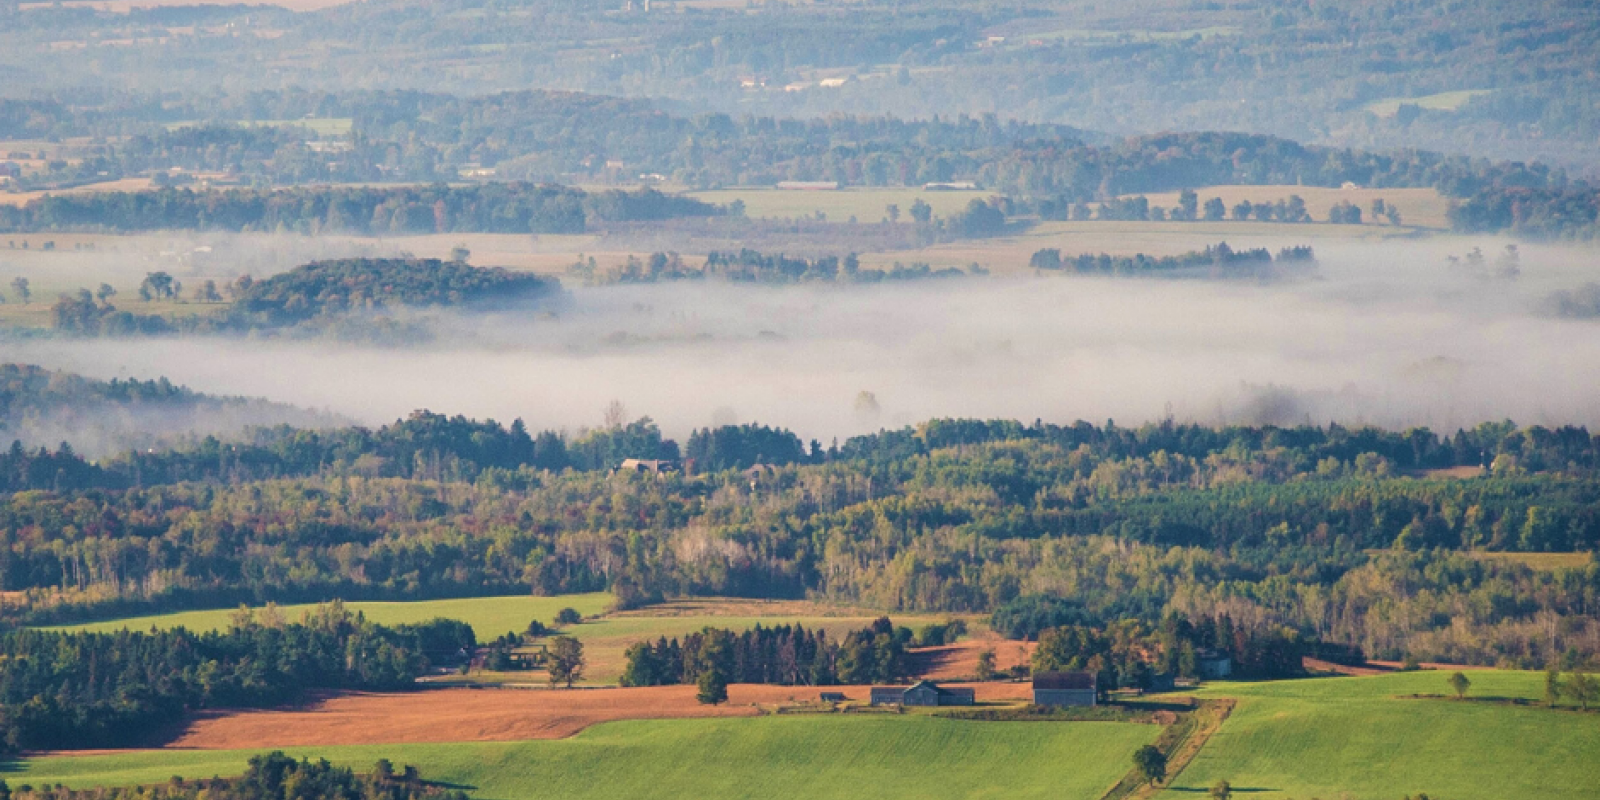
1196 649 1233 679
1033 671 1097 707
819 691 847 703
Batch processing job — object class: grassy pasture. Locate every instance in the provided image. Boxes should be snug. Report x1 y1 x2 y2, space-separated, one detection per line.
688 187 992 222
1131 184 1452 230
1365 89 1494 118
48 593 615 638
854 218 1416 275
4 715 1157 800
1164 671 1600 800
0 178 156 207
1465 551 1594 571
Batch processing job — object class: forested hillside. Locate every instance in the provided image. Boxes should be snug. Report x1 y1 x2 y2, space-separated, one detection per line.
3 0 1595 171
3 405 1597 669
0 185 719 235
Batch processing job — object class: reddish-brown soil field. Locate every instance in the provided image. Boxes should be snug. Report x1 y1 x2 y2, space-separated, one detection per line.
909 633 1036 681
169 682 1034 749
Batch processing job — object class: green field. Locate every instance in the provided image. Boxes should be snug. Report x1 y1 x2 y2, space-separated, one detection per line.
3 715 1157 800
1365 90 1493 118
1164 671 1600 800
688 187 991 222
49 593 614 638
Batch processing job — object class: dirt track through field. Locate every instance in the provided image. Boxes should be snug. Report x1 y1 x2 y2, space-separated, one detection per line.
169 683 1033 748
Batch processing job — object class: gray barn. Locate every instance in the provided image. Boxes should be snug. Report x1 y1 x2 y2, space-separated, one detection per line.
1033 671 1097 707
870 681 975 707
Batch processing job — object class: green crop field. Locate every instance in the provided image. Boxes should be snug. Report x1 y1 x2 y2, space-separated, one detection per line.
1164 671 1600 800
48 593 614 638
4 715 1157 800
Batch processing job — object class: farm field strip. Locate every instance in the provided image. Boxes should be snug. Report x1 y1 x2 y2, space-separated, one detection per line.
47 594 614 637
166 682 1035 748
8 715 1157 800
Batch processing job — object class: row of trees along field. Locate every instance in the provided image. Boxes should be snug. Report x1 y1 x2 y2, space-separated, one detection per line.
619 618 914 689
0 184 718 235
0 602 472 751
1027 244 1315 276
569 249 981 286
1 403 1598 667
0 753 465 800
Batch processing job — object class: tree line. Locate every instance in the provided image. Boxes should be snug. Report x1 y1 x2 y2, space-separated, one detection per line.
3 399 1600 667
0 184 719 235
619 618 912 689
569 249 979 286
0 752 466 800
1447 186 1600 240
1028 243 1314 276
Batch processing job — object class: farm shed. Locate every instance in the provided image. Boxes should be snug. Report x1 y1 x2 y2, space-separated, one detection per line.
1033 671 1097 707
819 692 847 702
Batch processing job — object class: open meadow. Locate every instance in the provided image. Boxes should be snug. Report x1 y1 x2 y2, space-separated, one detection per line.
5 715 1156 800
1133 185 1452 230
49 593 615 638
1164 670 1600 800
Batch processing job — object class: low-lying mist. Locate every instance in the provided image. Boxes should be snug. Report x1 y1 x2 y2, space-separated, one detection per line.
7 240 1600 446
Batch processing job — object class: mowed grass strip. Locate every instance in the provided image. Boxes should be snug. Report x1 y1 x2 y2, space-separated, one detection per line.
46 594 614 638
1163 671 1600 800
7 715 1158 800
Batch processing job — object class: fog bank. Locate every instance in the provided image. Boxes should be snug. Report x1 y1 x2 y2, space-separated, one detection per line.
7 241 1600 444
